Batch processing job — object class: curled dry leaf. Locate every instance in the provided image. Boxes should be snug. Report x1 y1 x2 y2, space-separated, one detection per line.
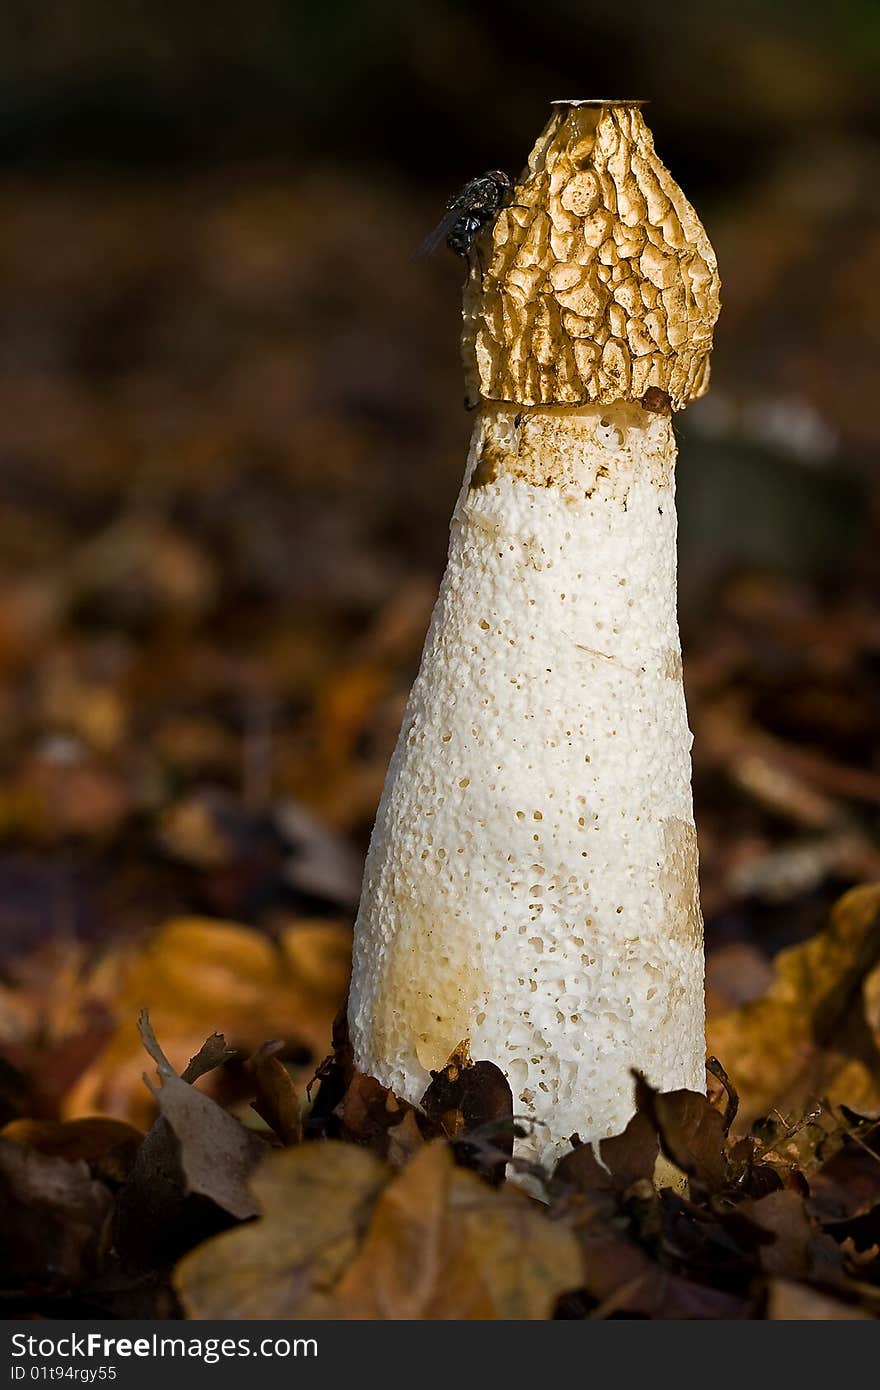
706 1056 740 1133
336 1071 413 1155
246 1042 302 1146
113 1014 266 1271
708 884 880 1126
419 1050 514 1185
124 1065 266 1223
641 1084 728 1190
135 1011 265 1219
180 1032 238 1085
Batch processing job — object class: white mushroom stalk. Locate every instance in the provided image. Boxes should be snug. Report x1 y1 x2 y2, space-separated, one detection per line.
349 100 721 1168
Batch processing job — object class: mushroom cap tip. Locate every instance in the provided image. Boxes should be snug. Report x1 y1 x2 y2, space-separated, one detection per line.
463 100 720 410
550 98 648 108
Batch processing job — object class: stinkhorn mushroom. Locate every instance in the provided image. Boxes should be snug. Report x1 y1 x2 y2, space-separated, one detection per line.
349 100 721 1167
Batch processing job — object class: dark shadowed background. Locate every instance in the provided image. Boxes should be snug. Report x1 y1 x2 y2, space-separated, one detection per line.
0 0 879 1125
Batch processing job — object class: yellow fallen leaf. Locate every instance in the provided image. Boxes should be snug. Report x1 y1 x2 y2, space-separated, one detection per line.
174 1141 389 1319
864 962 880 1051
174 1139 580 1321
708 884 880 1126
63 916 350 1125
333 1141 582 1319
766 1279 874 1320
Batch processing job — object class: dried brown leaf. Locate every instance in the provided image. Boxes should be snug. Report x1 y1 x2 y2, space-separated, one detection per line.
136 1012 265 1220
824 1203 880 1252
386 1109 426 1167
708 884 880 1125
561 1191 745 1319
174 1142 389 1318
420 1053 514 1185
554 1110 658 1196
181 1033 237 1084
246 1042 301 1146
337 1071 412 1154
333 1141 581 1319
740 1189 816 1277
766 1278 874 1320
0 1137 112 1293
0 1116 142 1185
641 1084 728 1189
113 1017 267 1271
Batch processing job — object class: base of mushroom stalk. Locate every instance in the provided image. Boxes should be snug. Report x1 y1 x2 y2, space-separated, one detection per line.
349 398 705 1171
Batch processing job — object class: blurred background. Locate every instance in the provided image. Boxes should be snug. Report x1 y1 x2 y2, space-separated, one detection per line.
0 0 879 1126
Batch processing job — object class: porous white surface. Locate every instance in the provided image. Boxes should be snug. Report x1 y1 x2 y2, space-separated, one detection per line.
349 403 704 1168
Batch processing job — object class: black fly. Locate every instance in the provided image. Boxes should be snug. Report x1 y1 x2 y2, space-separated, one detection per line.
417 170 512 259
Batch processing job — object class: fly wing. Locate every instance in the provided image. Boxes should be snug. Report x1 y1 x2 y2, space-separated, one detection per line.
413 192 472 259
414 202 469 259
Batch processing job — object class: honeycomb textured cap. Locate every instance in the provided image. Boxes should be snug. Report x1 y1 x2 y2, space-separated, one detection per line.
462 102 720 410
